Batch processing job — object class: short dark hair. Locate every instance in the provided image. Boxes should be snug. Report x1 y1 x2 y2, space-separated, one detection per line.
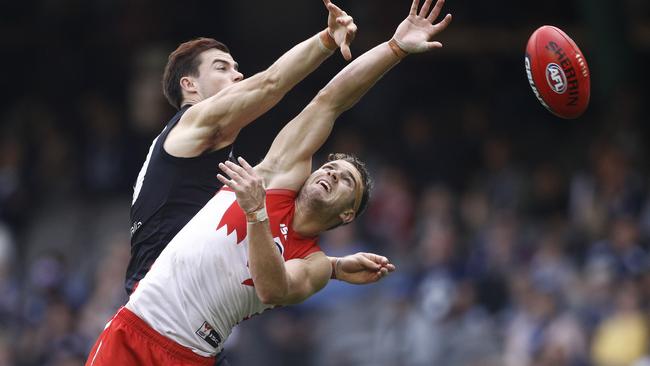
162 38 230 109
327 152 374 221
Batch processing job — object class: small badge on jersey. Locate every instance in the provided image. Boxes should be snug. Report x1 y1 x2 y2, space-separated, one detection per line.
195 321 222 348
130 221 142 237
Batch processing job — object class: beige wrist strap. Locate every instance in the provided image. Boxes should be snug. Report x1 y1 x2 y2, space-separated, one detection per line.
319 29 337 52
330 258 341 279
388 38 408 59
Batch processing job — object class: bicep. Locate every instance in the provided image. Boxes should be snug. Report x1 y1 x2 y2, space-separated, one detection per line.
262 97 338 173
182 71 283 142
257 99 337 190
281 252 331 305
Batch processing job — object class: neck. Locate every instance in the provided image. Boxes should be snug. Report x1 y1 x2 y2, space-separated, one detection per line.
181 95 201 107
292 195 334 237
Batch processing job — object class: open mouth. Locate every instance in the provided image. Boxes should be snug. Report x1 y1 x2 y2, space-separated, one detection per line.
317 179 331 192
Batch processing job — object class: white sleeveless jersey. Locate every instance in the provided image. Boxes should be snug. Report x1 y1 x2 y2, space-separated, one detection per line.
126 188 321 357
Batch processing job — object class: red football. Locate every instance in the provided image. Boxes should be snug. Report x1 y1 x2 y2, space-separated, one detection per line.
525 25 590 119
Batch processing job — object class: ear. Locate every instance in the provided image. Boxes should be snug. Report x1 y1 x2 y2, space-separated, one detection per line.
180 76 197 93
339 208 356 225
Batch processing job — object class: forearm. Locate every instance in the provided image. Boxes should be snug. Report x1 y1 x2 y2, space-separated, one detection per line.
261 41 403 167
188 31 335 140
265 30 335 95
247 220 290 304
318 41 403 114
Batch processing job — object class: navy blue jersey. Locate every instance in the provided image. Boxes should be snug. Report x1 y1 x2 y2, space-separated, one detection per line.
126 105 233 294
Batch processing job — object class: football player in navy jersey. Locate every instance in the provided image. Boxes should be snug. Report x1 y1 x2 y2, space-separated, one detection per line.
126 0 396 297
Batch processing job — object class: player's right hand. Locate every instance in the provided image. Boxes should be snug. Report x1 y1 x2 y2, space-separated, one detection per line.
323 0 357 60
217 157 266 214
335 252 396 284
392 0 452 54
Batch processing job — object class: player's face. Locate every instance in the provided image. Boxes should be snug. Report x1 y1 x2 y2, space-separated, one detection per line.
194 49 244 100
304 160 363 219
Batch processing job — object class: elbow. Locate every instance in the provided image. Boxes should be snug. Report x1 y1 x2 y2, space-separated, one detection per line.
256 287 288 305
313 89 344 114
314 88 333 105
259 295 278 305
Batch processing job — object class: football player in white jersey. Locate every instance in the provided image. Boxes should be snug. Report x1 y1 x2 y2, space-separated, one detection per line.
87 0 451 364
218 0 451 308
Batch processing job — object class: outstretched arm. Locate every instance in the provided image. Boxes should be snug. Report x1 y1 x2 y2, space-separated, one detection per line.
259 0 452 190
167 0 358 156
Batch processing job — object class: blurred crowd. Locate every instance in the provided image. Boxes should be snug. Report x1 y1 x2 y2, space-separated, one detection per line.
2 84 650 366
2 0 650 365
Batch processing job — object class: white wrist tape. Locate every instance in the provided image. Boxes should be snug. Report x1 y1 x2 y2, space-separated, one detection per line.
246 206 268 223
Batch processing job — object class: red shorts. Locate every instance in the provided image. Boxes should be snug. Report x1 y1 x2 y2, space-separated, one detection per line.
85 307 216 366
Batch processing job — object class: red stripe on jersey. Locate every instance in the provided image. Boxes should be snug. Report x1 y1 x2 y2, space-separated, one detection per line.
215 200 247 244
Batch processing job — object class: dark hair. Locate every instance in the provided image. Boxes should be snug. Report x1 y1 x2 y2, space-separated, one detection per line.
327 152 374 221
162 38 230 109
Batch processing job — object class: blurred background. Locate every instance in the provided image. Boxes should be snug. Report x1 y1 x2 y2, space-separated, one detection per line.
2 0 650 365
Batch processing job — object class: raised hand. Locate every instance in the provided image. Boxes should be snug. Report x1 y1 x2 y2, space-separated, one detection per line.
334 252 396 285
217 157 266 214
323 0 357 60
392 0 452 54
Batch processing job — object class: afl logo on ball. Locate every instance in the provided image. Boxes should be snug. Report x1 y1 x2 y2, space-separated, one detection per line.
546 63 567 94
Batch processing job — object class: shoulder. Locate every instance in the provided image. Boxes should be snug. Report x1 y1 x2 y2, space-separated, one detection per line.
255 160 312 192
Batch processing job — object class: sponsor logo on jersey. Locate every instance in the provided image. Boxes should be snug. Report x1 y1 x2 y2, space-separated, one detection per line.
130 221 142 237
195 321 222 348
280 224 288 241
273 237 285 256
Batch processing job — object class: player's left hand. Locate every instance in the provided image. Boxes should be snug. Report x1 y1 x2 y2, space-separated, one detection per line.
323 0 357 60
333 252 396 284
